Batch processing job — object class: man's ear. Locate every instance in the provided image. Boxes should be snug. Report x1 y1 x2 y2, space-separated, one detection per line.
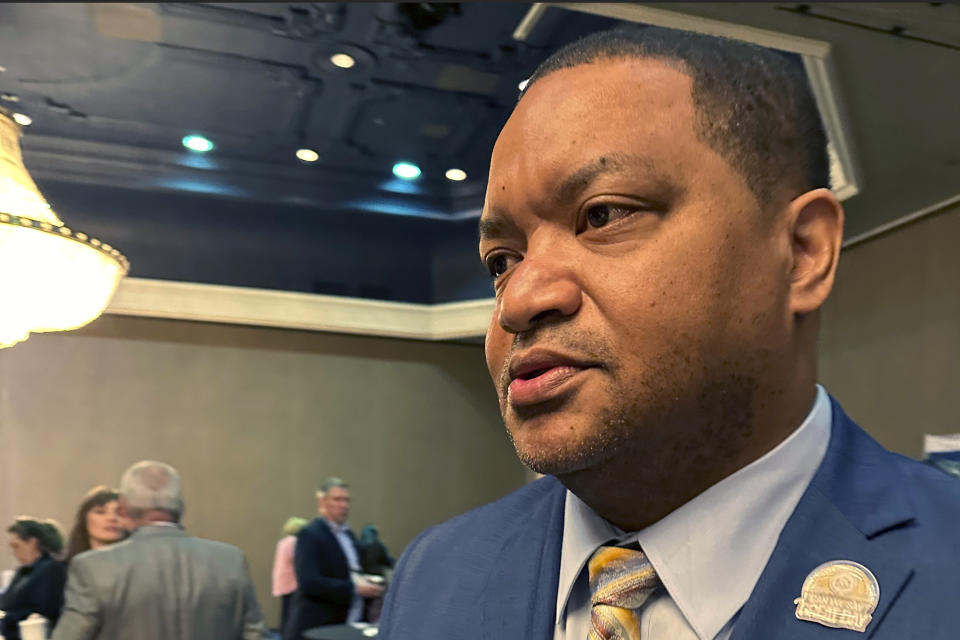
787 188 844 316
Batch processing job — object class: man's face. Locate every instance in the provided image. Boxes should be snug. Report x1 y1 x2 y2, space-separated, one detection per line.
321 487 351 525
480 58 793 477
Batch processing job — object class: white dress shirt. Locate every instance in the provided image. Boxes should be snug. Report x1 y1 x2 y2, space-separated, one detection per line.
325 519 364 624
555 385 832 640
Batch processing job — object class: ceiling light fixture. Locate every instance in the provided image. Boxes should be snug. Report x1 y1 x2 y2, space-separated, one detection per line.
182 134 214 153
445 168 467 181
0 108 128 348
12 113 32 126
392 162 421 180
296 148 319 163
330 53 356 69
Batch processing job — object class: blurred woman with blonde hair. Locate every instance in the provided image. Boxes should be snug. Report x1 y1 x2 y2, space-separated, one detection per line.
272 516 308 631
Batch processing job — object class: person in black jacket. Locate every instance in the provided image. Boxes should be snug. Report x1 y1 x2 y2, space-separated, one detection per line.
1 517 66 639
283 478 383 639
357 525 393 623
357 525 393 578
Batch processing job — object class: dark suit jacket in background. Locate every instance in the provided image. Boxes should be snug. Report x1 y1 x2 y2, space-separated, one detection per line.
284 518 359 639
379 396 960 640
0 554 66 639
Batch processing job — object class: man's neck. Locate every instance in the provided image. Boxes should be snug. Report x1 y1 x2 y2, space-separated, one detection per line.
559 382 818 532
133 510 179 529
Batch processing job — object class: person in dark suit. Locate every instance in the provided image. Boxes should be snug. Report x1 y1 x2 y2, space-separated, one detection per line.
284 478 383 640
1 518 66 639
378 25 960 640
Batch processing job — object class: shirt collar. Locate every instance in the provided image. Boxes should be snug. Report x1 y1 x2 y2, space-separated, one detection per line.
323 518 350 535
556 385 832 640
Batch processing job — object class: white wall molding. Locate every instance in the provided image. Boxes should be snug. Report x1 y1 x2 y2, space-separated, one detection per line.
842 192 960 249
104 278 494 341
550 3 831 56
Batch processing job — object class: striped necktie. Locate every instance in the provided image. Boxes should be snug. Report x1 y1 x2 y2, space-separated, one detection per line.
587 545 661 640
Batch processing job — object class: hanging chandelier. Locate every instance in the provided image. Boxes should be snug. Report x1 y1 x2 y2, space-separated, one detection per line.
0 107 128 348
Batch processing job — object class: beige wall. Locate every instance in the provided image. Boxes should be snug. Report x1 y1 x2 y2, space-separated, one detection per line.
819 202 960 458
0 316 527 626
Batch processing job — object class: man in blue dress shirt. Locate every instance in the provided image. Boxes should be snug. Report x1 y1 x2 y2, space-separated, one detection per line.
378 25 960 640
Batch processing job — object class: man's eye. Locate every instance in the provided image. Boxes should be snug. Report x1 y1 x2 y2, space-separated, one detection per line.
485 254 515 278
584 203 634 229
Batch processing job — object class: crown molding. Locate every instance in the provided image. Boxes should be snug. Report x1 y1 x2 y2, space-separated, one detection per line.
104 278 494 341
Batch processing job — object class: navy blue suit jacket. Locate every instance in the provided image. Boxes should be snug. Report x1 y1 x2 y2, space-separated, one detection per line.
380 397 960 639
284 518 359 639
0 554 66 639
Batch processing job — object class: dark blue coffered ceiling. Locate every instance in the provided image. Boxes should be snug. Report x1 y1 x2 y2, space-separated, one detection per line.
1 3 957 303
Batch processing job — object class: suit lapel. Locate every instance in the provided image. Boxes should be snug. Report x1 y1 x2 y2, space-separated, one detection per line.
481 477 566 640
731 398 915 640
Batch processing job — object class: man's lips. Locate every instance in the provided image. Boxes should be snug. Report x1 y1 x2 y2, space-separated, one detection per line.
506 350 599 407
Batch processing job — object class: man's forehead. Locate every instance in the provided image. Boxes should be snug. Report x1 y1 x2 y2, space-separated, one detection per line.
507 57 693 125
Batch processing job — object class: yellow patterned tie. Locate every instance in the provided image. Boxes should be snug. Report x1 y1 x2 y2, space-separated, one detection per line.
587 545 661 640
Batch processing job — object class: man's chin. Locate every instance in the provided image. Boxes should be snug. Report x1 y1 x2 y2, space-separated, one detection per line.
506 411 629 477
511 437 616 476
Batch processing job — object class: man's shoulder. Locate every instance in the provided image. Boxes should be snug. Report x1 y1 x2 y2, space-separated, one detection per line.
894 450 960 531
300 517 332 539
825 402 960 553
404 475 564 562
73 530 245 568
183 535 245 557
70 538 133 568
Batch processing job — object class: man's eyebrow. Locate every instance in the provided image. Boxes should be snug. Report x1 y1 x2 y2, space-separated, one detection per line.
479 154 667 241
478 206 520 241
557 153 664 204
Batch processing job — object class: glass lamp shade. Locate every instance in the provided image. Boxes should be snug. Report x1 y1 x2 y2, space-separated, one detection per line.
0 108 128 348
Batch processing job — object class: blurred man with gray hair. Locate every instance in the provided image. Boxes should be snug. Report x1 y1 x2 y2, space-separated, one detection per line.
51 460 268 640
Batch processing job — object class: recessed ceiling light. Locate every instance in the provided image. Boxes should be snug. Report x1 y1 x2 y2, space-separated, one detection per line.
12 113 32 126
518 79 529 91
182 134 214 153
330 53 356 69
296 148 319 163
445 168 467 182
392 162 421 180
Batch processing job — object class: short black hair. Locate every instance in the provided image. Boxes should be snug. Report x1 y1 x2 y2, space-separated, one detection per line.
522 26 830 206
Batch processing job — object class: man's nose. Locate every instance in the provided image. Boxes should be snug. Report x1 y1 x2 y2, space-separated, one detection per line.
497 252 582 334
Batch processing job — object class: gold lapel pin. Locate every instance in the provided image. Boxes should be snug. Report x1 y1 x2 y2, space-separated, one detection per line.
794 560 880 633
